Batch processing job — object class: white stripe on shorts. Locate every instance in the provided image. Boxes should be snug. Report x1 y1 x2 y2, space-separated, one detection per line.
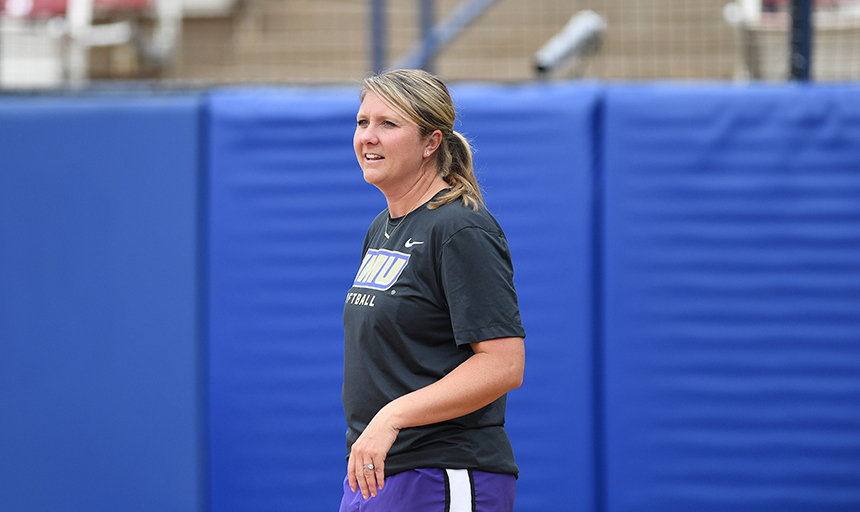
445 469 474 512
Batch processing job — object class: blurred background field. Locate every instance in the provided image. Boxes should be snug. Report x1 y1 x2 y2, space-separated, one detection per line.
2 0 860 88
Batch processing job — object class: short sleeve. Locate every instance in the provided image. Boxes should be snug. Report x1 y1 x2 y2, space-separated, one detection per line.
440 227 526 346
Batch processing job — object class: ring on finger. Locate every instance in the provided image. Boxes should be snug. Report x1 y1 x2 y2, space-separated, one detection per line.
363 463 375 470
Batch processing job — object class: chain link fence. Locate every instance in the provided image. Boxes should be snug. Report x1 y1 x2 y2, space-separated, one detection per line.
1 0 859 88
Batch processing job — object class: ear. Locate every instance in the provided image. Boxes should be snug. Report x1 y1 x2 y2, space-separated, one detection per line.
424 129 443 157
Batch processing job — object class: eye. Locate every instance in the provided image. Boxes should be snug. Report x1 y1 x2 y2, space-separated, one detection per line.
356 119 368 127
382 120 397 127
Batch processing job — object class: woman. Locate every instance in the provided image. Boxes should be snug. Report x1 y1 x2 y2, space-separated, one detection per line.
341 69 526 512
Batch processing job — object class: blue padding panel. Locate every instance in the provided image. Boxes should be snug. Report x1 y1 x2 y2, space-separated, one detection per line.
0 95 203 512
206 83 601 512
602 85 860 512
206 88 374 512
453 82 600 512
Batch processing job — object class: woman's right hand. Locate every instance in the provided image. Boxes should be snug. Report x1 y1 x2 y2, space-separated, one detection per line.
347 407 401 499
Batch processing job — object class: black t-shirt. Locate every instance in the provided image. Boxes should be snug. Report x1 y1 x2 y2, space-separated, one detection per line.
342 193 526 477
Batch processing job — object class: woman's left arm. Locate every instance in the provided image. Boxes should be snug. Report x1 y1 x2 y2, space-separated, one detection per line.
348 336 525 498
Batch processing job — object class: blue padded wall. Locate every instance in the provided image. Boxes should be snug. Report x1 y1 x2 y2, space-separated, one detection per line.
205 83 600 512
206 88 372 512
453 82 600 512
6 82 859 512
601 85 860 512
0 95 204 512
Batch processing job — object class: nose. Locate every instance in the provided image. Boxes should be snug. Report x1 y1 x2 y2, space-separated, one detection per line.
359 124 378 145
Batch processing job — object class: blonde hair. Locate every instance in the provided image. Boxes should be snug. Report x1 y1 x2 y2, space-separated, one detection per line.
360 69 483 210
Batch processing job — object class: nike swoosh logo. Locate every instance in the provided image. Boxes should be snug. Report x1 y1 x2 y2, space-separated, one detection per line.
405 238 424 248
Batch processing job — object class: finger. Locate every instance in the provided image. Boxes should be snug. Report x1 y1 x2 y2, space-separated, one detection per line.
357 462 372 499
367 462 381 497
348 457 357 493
375 461 385 490
362 462 382 496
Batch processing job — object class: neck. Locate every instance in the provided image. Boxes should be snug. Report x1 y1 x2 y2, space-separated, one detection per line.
386 174 448 218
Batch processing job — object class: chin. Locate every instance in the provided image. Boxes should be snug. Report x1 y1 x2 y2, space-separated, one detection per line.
362 169 384 187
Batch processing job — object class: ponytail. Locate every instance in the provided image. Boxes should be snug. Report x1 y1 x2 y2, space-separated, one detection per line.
429 130 484 211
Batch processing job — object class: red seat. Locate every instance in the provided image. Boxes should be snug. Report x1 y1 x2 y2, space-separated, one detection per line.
2 0 151 19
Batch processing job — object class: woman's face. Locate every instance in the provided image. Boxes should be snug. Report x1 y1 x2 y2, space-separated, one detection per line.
354 91 432 193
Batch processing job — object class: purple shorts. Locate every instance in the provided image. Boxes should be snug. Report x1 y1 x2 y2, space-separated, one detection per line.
339 468 516 512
